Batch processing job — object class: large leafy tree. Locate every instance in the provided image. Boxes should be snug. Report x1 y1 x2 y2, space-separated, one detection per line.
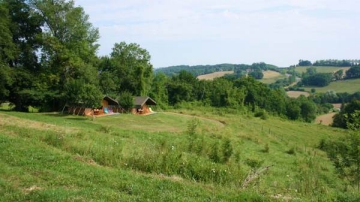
0 0 43 111
30 0 101 109
106 42 153 96
0 2 15 102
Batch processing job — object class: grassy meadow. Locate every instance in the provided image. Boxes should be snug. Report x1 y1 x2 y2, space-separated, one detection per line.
259 70 287 84
0 108 358 201
294 66 350 74
303 78 360 94
197 71 234 80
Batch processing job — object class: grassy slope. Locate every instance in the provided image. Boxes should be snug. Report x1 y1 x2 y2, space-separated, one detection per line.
197 71 234 80
0 110 353 201
303 78 360 93
294 66 349 74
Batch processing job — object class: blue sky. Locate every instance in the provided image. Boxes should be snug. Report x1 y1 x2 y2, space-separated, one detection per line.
76 0 360 68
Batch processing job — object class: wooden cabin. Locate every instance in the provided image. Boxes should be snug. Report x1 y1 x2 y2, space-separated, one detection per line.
94 96 123 115
132 96 157 115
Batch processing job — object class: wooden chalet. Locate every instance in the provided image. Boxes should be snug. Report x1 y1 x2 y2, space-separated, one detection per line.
132 96 156 115
93 96 123 116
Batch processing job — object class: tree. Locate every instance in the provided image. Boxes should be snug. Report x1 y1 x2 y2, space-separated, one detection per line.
109 42 153 96
0 0 44 110
346 66 360 79
64 79 102 108
117 91 134 112
298 60 312 66
248 70 264 79
286 99 301 120
321 132 360 191
333 100 360 129
149 73 168 107
31 0 100 110
334 69 344 80
301 73 333 87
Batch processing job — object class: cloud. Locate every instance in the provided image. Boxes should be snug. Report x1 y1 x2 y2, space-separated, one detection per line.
76 0 360 67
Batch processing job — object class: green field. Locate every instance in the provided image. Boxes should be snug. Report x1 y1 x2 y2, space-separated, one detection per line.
304 78 360 93
259 75 287 84
0 109 358 201
294 66 349 74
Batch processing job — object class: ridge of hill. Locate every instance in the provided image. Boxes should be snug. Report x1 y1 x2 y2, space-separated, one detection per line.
1 109 357 201
155 63 279 77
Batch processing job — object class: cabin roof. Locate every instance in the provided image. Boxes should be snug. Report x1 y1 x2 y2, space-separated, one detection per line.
134 96 157 107
103 96 119 106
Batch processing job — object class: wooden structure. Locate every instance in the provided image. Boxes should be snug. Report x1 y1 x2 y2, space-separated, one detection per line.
132 96 156 115
66 96 123 116
94 96 123 116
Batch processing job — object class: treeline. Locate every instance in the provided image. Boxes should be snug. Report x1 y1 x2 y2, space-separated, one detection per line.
156 62 279 77
298 59 360 67
150 71 318 122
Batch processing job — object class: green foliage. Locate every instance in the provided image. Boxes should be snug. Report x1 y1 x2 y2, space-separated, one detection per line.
209 142 221 163
313 59 357 67
117 91 134 112
286 147 296 155
320 132 360 191
346 66 360 79
333 100 360 129
301 73 333 87
298 59 312 66
248 70 264 79
221 138 233 163
254 110 268 120
106 42 153 96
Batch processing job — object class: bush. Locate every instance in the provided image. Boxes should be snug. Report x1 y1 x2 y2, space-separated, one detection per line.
254 111 268 120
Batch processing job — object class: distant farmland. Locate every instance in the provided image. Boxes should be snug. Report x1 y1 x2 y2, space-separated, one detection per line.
294 66 350 74
303 78 360 94
286 91 310 98
197 71 234 80
260 70 286 84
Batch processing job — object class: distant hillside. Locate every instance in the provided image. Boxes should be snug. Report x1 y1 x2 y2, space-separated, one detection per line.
155 63 279 77
197 71 234 80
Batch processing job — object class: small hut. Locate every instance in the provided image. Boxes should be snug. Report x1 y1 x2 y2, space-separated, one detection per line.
93 96 123 115
132 96 157 115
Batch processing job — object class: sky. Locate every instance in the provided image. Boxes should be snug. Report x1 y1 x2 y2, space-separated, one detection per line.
76 0 360 68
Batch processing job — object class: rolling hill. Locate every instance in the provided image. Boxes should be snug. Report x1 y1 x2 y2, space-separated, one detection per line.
0 109 356 201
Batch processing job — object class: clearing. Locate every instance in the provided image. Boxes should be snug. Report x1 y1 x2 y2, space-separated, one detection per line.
197 71 234 80
303 78 360 94
315 112 336 126
286 91 310 98
260 70 287 84
294 66 350 74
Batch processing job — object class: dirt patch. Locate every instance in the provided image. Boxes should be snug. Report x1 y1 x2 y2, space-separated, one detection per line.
332 103 342 109
286 91 310 98
262 70 281 79
23 185 42 193
197 71 234 80
315 112 336 126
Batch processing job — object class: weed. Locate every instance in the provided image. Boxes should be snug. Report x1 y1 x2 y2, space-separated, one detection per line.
286 147 296 155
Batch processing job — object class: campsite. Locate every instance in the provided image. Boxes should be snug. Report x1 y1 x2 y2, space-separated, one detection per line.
1 0 360 201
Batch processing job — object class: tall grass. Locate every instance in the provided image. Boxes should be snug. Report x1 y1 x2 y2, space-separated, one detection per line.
0 110 357 201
